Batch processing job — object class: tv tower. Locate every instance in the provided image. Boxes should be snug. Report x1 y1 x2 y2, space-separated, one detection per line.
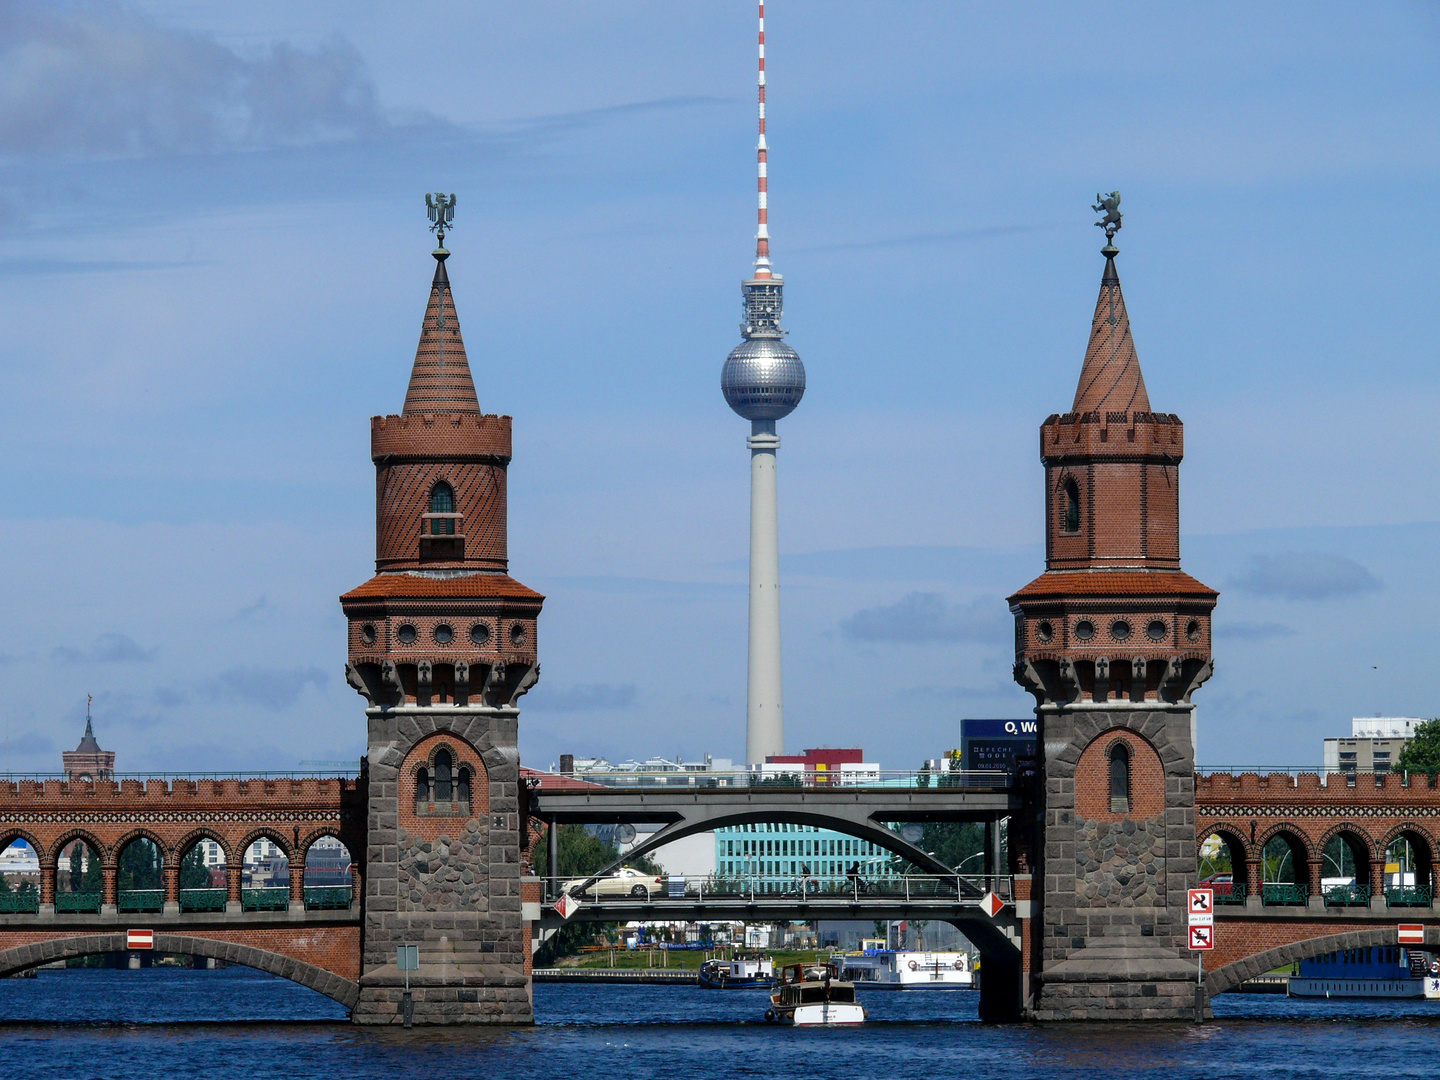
722 0 806 768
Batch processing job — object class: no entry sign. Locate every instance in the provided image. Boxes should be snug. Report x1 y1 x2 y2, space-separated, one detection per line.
1398 924 1426 945
1188 925 1214 951
126 929 153 950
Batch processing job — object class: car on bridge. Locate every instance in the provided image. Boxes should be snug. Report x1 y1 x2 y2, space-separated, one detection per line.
1199 872 1235 898
561 867 664 900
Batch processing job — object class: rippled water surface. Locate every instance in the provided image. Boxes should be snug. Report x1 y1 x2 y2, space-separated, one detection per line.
3 969 1440 1079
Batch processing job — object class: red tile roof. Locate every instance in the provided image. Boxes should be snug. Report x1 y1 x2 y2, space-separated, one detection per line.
520 766 605 790
1009 570 1217 602
340 573 544 602
402 256 481 415
1071 255 1151 416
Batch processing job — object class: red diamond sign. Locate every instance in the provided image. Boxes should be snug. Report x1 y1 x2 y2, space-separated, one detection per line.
980 892 1005 918
126 929 153 950
553 892 580 921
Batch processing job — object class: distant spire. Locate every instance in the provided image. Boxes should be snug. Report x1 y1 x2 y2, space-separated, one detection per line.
753 1 772 279
403 194 481 414
76 695 101 754
1072 195 1150 416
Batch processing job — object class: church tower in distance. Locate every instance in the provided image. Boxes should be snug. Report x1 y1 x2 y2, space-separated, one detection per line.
1009 197 1217 1020
342 199 543 1025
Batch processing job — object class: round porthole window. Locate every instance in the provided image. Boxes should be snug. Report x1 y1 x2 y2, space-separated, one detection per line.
1111 620 1132 642
470 623 491 646
397 624 417 645
1074 619 1095 641
509 623 527 647
1147 619 1167 641
360 623 376 646
434 624 453 645
1036 620 1054 644
1186 619 1202 642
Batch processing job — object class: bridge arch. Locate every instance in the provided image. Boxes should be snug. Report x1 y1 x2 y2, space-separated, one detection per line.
113 827 171 862
237 828 295 863
1379 821 1439 865
579 806 971 888
1197 823 1251 869
0 828 47 866
0 933 358 1008
1206 926 1436 997
174 827 234 867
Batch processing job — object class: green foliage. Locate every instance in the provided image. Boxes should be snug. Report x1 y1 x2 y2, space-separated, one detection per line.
0 872 10 895
118 838 162 892
1397 719 1440 778
179 845 213 891
533 824 618 879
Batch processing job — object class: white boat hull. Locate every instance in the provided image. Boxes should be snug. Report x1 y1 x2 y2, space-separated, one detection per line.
786 1002 867 1026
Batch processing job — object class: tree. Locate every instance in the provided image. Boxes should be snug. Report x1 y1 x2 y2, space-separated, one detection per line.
1397 719 1440 778
118 838 162 892
179 846 213 891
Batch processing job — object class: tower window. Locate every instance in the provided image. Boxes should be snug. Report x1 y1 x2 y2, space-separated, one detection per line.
1109 741 1131 814
434 749 453 801
1062 478 1081 533
430 482 455 534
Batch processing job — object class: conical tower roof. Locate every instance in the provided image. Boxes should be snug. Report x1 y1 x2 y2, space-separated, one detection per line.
75 712 101 754
1071 254 1150 416
402 254 480 415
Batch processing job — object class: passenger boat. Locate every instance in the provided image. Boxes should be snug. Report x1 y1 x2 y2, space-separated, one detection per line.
764 963 866 1026
1288 945 1427 998
699 956 774 989
838 950 973 989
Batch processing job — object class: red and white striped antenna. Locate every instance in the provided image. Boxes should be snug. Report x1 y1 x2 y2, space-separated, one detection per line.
753 0 772 279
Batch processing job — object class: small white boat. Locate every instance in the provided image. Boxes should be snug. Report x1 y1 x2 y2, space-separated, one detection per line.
765 963 866 1026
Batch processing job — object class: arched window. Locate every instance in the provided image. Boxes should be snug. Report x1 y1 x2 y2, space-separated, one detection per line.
457 767 471 806
415 767 430 804
434 750 453 802
430 482 455 535
1062 478 1081 533
1109 742 1131 814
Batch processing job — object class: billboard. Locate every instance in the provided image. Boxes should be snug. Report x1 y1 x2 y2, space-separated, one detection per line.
960 718 1038 775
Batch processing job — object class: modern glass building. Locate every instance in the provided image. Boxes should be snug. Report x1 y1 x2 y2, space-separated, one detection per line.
714 822 901 893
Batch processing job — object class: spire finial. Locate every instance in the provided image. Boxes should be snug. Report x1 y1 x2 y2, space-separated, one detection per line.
84 693 94 737
426 192 456 259
753 1 772 279
1093 190 1122 255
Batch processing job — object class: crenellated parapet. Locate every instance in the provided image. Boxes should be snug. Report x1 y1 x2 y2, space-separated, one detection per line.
371 412 512 463
1041 410 1183 463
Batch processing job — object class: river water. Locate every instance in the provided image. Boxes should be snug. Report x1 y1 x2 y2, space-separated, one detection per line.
2 969 1439 1078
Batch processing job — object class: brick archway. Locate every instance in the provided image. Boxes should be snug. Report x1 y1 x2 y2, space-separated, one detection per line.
0 932 359 1007
1206 925 1438 997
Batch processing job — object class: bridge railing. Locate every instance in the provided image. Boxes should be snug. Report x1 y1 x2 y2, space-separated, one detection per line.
529 769 1013 790
539 873 1011 907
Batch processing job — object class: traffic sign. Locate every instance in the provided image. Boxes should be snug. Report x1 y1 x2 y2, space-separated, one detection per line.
1187 888 1214 925
126 929 153 950
554 892 580 921
980 892 1006 918
1398 924 1426 945
1188 925 1214 951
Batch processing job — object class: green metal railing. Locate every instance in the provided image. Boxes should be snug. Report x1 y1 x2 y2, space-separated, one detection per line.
117 889 164 913
242 888 290 912
0 891 40 914
303 886 352 911
1385 885 1432 907
1261 882 1308 906
1213 883 1247 905
55 892 103 914
1323 884 1371 907
179 888 227 913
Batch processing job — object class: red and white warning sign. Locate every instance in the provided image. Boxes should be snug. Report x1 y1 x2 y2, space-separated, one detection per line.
126 929 154 950
1188 925 1214 951
980 892 1006 919
1187 888 1214 924
1398 924 1426 945
553 892 580 921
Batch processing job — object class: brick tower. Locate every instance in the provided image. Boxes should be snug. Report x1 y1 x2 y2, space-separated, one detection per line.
342 207 543 1025
1009 203 1217 1020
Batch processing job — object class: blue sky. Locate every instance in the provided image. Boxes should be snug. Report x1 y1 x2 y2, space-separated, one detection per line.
1 1 1438 774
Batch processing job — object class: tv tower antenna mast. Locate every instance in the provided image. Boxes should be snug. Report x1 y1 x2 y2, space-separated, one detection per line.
722 1 806 768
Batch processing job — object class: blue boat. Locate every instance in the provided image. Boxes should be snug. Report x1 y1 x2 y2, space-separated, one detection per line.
1289 945 1426 998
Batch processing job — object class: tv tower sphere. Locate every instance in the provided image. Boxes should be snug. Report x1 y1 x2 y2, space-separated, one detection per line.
722 333 806 421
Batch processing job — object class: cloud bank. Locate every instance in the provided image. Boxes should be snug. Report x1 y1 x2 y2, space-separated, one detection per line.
1228 552 1381 601
841 593 1009 644
52 633 157 664
0 1 383 157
